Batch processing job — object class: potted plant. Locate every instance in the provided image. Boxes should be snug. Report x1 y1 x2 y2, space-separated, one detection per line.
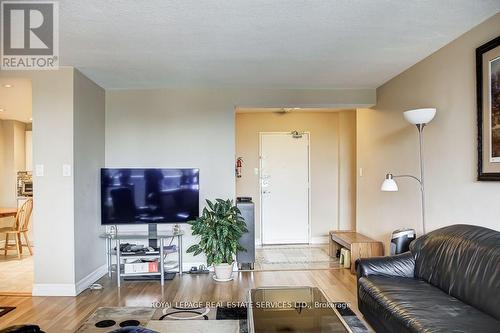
187 199 248 281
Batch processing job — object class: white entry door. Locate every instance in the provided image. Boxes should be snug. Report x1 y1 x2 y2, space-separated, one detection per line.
260 132 309 244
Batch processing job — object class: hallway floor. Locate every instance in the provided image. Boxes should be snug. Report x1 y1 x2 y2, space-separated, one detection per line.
253 244 340 271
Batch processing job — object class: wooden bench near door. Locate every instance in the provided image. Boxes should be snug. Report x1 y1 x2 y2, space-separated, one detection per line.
0 199 34 259
329 230 384 273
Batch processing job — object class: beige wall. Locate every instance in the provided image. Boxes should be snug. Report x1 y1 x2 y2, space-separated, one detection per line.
356 13 500 254
106 88 372 267
0 120 26 233
0 68 106 295
0 119 26 207
73 69 106 285
22 69 76 292
105 89 238 267
235 111 356 243
338 111 357 230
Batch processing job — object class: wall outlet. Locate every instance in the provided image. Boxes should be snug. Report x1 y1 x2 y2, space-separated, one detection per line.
359 167 363 177
35 164 44 177
62 164 72 177
254 167 259 175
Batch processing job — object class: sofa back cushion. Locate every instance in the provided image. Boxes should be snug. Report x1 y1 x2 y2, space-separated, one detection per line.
410 224 500 320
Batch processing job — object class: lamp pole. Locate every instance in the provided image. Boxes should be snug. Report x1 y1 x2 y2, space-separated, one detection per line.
385 124 427 235
416 124 426 235
382 108 435 236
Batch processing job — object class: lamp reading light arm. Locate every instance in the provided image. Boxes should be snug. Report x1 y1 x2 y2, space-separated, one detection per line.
392 174 422 186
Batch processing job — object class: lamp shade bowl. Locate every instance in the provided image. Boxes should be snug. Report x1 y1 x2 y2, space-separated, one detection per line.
403 108 436 125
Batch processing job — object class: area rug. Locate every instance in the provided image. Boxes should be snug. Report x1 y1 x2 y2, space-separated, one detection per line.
0 307 15 318
76 302 368 333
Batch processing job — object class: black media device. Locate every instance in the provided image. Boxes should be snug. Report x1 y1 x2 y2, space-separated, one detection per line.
101 168 199 247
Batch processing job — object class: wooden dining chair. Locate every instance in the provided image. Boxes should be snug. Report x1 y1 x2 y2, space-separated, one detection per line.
0 199 33 259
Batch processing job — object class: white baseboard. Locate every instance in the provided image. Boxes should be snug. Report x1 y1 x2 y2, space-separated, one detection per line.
32 264 107 296
182 262 243 272
32 283 77 296
181 262 207 272
255 238 327 246
310 236 329 244
75 264 107 295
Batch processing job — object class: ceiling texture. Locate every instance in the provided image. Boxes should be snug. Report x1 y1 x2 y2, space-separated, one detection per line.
59 0 500 89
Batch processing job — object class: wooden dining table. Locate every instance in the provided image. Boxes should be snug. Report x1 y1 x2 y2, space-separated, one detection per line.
0 207 17 218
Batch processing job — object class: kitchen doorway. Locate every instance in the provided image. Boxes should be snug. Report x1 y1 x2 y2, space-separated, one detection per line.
0 78 34 295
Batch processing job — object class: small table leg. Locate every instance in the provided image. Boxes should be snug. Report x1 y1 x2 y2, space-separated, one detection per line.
106 237 112 277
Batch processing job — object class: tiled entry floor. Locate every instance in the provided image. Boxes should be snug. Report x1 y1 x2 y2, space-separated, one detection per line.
252 244 340 271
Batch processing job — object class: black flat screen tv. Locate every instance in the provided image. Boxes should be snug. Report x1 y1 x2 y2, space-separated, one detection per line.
101 168 199 225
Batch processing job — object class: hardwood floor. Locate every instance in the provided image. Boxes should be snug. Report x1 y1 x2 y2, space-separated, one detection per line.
0 253 33 295
0 268 360 332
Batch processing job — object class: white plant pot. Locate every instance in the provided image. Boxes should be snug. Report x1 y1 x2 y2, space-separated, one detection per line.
213 263 233 281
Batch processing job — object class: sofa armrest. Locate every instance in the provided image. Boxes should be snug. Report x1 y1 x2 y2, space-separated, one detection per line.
356 252 415 279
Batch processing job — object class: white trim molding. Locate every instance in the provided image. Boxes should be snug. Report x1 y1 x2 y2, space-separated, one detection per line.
75 264 107 295
32 283 77 296
33 264 107 296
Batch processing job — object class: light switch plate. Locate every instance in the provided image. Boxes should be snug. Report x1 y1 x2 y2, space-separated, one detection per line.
254 168 259 175
63 164 72 177
35 164 44 177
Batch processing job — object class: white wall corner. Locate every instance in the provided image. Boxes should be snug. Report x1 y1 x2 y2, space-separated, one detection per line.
32 264 107 296
32 284 77 297
75 264 108 295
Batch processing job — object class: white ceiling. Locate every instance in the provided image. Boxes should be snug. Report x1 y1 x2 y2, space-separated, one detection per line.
0 79 32 123
59 0 500 89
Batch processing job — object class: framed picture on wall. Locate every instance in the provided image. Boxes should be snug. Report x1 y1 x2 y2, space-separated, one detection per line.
477 36 500 181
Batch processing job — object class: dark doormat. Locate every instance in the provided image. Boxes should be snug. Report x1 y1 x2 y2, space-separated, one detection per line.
0 307 16 318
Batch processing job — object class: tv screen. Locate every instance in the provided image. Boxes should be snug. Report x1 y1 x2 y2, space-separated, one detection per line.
101 168 199 225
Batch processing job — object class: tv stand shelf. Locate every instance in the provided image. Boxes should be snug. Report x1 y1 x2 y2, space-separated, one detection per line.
100 231 184 287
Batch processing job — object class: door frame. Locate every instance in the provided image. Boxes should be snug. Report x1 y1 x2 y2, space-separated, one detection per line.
258 131 311 245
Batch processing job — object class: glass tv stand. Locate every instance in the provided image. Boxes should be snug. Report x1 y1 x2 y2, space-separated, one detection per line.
100 231 184 287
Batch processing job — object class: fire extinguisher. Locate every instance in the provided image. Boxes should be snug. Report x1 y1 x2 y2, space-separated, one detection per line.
236 157 243 178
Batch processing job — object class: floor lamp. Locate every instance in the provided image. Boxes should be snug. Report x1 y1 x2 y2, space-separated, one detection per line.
380 108 436 235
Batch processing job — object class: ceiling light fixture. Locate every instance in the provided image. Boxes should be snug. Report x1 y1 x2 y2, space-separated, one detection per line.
0 108 4 112
3 84 13 88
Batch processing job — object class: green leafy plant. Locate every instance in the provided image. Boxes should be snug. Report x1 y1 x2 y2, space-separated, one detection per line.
187 199 248 266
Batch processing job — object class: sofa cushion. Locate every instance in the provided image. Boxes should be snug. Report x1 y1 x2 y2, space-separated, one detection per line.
410 224 500 320
359 276 500 333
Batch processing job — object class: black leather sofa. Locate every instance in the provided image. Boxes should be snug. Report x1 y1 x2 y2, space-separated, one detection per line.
356 224 500 333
